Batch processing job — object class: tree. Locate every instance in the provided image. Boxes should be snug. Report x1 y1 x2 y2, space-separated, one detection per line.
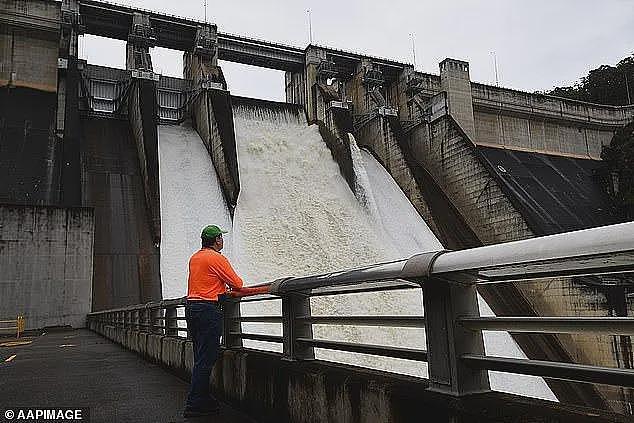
601 122 634 221
544 54 634 220
543 54 634 106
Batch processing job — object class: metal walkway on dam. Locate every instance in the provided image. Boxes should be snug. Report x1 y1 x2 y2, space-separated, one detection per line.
0 329 254 423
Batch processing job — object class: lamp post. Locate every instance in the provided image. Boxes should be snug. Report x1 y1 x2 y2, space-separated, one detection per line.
490 51 499 87
307 10 313 44
410 33 417 70
624 70 631 105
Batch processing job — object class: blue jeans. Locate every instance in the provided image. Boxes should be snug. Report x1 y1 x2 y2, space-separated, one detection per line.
185 300 223 410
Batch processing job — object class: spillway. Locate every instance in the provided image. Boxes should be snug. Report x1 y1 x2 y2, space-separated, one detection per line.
158 123 233 299
352 139 555 400
230 98 426 376
351 139 556 401
158 97 555 401
230 98 403 282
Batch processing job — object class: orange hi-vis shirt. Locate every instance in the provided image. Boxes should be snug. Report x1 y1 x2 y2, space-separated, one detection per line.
187 248 244 301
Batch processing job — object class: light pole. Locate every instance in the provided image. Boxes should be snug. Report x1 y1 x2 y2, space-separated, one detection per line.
490 51 499 87
410 33 417 70
307 10 313 44
624 70 632 105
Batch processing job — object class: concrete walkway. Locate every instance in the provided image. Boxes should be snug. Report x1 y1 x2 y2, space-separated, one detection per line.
0 329 256 423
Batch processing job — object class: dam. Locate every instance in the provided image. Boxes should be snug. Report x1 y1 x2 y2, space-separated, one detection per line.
1 0 634 420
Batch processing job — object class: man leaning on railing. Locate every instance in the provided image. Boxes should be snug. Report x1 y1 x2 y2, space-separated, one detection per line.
183 225 265 418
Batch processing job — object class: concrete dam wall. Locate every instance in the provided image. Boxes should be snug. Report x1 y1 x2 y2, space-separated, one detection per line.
0 87 59 205
0 204 93 329
81 117 161 310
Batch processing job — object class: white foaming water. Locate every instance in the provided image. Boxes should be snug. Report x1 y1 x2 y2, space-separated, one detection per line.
230 100 426 372
352 138 443 256
158 123 233 299
354 141 555 401
231 101 400 282
348 134 381 220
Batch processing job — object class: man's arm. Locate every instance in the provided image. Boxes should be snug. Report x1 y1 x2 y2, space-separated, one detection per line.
215 256 244 290
214 255 270 297
229 285 270 297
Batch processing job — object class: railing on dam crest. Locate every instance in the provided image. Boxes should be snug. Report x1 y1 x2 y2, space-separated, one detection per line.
87 222 634 400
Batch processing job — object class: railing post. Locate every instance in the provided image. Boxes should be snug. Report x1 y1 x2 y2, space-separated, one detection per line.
139 307 148 332
423 277 490 395
222 297 243 349
166 304 178 337
150 306 161 334
134 309 141 331
282 293 314 361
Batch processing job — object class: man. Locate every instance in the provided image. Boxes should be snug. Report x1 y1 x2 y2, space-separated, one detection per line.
184 224 244 418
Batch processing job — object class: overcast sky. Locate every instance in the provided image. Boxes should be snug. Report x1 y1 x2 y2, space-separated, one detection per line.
79 0 634 101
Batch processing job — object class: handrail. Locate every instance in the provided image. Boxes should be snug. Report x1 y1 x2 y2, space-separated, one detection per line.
431 222 634 279
459 317 634 335
462 355 634 388
260 222 634 295
87 221 634 404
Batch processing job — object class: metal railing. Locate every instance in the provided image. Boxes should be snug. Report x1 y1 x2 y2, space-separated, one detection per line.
88 298 188 338
87 222 634 397
0 316 26 338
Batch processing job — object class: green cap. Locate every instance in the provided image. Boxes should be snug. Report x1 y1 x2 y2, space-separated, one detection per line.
201 225 228 240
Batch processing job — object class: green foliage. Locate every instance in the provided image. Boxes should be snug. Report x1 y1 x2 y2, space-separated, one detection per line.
546 54 634 220
601 122 634 220
544 55 634 106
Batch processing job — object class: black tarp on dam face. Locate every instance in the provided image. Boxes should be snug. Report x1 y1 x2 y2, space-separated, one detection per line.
477 146 615 236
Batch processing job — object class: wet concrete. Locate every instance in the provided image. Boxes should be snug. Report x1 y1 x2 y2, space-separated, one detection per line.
0 329 256 423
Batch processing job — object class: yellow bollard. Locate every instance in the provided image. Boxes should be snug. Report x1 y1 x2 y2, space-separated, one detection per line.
16 316 25 339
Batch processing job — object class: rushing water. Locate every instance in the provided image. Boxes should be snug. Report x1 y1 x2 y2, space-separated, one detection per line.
158 123 233 299
354 141 555 400
158 98 556 401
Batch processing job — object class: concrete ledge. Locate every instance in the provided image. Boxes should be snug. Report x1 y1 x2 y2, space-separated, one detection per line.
122 330 131 349
138 332 149 358
184 341 194 375
161 337 185 374
114 328 125 346
146 334 163 364
104 325 114 342
86 327 628 422
212 349 628 423
126 330 139 351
